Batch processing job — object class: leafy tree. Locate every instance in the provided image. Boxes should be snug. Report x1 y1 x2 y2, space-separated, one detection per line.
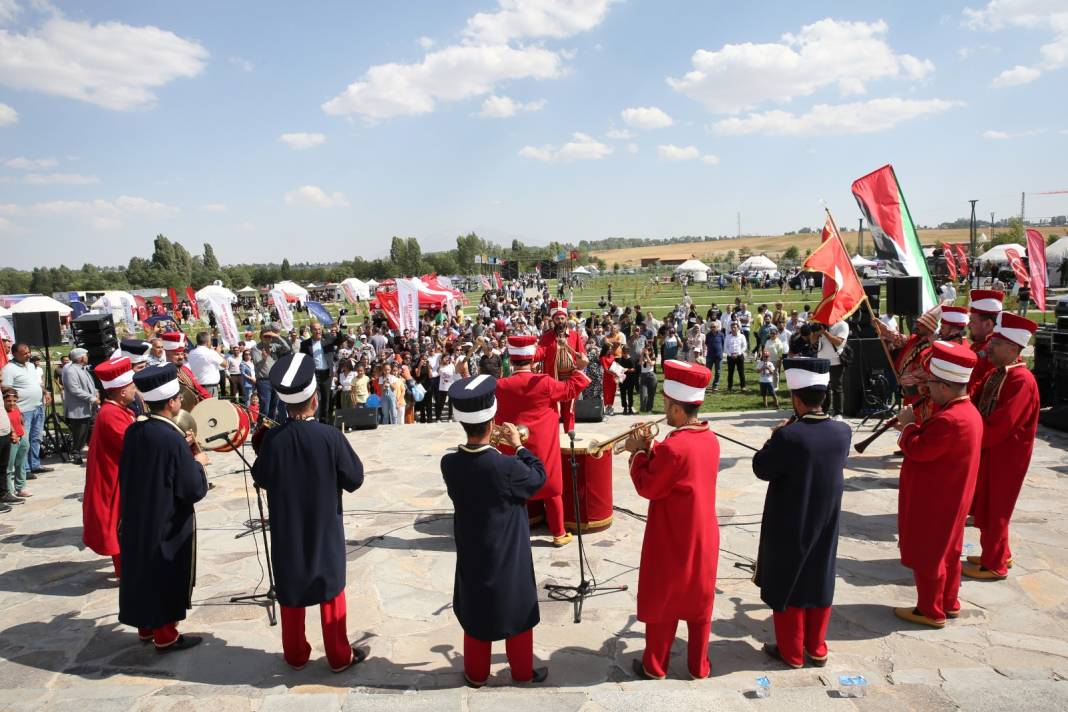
725 250 736 263
404 237 422 275
389 236 407 268
280 258 292 279
782 245 800 261
29 267 53 294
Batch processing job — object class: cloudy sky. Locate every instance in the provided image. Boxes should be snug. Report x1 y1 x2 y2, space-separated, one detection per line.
1 0 1066 269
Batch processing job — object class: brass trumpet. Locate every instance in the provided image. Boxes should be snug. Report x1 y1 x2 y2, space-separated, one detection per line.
488 423 530 447
587 416 667 458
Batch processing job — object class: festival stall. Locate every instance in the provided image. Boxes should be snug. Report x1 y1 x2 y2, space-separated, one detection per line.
674 258 710 282
977 244 1027 264
89 290 138 324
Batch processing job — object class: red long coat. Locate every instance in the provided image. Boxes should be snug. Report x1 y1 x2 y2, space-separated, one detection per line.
82 400 134 556
971 363 1039 533
535 328 587 431
630 423 720 623
495 368 591 501
967 335 995 398
897 397 982 573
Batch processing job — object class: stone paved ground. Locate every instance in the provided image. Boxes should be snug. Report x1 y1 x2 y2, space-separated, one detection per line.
0 410 1066 711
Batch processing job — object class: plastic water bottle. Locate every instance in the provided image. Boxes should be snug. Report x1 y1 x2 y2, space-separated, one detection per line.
839 674 868 698
755 676 771 698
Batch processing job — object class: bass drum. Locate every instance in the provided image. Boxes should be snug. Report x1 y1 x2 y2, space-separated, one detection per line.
191 398 251 453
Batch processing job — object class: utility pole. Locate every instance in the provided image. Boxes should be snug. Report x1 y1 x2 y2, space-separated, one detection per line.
857 218 864 255
736 212 741 239
1020 192 1026 224
969 199 978 261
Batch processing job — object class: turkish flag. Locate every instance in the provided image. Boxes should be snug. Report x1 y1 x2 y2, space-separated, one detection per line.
1025 229 1048 311
1004 248 1029 287
954 244 969 276
942 242 957 281
804 214 867 324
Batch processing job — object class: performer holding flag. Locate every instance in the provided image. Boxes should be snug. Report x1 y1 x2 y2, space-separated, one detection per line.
753 358 850 668
534 301 586 433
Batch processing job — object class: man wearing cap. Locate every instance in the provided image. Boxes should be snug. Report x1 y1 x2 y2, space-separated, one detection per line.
966 289 1004 397
162 331 210 402
496 334 590 547
116 339 152 415
534 300 586 433
441 375 550 687
892 341 983 628
938 306 969 344
61 347 97 465
963 313 1040 581
753 358 850 668
82 358 136 577
118 363 209 652
252 353 367 672
623 359 719 680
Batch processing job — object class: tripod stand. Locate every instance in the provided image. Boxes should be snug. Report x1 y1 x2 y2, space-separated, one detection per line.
213 431 277 625
545 430 627 623
41 335 71 462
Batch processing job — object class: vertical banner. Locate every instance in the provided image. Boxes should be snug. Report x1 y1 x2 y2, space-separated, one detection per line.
184 286 200 319
954 244 969 277
1025 229 1048 311
397 278 420 335
207 295 240 348
493 271 503 289
270 288 294 332
941 243 958 281
168 287 179 307
1004 248 1029 287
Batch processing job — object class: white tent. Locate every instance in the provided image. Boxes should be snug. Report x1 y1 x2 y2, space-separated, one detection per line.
10 295 73 316
1044 237 1068 285
90 290 137 323
339 277 370 302
977 244 1027 263
737 255 777 272
571 266 591 275
674 258 710 282
236 285 259 296
274 280 309 300
851 255 878 267
195 284 237 303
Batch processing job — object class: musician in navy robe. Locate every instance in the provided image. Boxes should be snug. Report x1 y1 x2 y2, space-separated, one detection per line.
441 374 549 687
752 358 849 668
252 352 367 673
118 363 209 652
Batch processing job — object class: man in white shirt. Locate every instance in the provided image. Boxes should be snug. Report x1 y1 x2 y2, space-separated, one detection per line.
1 343 51 475
813 320 850 418
724 322 749 392
186 332 225 397
939 282 957 305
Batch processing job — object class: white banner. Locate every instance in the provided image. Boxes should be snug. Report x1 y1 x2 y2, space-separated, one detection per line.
271 288 294 332
207 295 240 348
397 277 421 336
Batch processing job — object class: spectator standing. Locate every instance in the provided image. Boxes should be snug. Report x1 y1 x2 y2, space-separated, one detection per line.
251 328 292 424
239 351 256 405
814 320 850 418
705 322 725 391
437 355 456 422
756 350 780 409
638 348 657 413
1 343 51 476
61 348 98 465
618 345 638 415
299 322 339 423
724 322 748 393
187 332 225 398
226 347 243 398
0 393 10 512
4 388 29 499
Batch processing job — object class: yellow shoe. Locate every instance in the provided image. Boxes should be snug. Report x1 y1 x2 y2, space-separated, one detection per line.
961 562 1007 580
893 606 946 629
552 532 573 547
965 555 1013 569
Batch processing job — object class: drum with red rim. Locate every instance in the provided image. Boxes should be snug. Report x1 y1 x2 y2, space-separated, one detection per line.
191 398 252 452
560 433 614 533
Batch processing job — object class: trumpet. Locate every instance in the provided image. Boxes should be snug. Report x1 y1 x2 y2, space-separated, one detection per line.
587 416 667 458
488 422 530 448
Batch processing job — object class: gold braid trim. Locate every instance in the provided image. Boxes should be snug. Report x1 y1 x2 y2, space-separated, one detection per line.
977 367 1008 417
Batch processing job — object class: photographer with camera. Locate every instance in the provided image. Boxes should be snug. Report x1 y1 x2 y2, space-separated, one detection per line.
806 320 850 418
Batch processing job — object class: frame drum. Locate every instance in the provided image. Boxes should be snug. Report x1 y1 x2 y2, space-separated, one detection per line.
191 398 251 452
560 433 614 533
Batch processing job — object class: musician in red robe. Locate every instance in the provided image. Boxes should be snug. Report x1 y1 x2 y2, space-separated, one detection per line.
938 306 969 345
624 360 719 680
876 308 937 418
162 331 210 400
534 301 586 433
966 289 1003 397
964 312 1039 581
82 357 136 577
893 341 983 628
495 334 590 547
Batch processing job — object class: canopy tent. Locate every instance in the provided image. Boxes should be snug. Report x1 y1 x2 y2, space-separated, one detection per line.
571 266 591 275
365 279 379 288
195 283 237 303
339 277 371 303
586 265 600 273
1043 237 1068 285
851 255 878 267
737 255 777 272
236 285 259 296
274 280 309 300
89 290 137 324
674 258 710 282
11 295 73 316
977 244 1027 263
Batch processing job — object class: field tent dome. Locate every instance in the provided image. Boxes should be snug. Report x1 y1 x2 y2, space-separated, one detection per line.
977 244 1026 264
571 266 591 275
674 258 710 282
737 254 777 272
851 255 878 267
274 280 309 300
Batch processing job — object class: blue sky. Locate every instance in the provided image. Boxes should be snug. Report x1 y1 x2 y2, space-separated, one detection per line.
1 0 1066 269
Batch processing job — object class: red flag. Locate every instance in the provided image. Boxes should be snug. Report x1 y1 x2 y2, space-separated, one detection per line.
168 287 179 307
493 271 503 289
1004 248 1029 287
941 242 957 281
1025 229 1048 311
184 286 200 319
152 295 164 309
804 214 867 324
954 244 969 276
569 250 578 260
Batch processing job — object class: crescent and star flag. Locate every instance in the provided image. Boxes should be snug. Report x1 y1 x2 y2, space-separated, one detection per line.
954 243 969 277
942 243 958 281
852 164 937 313
184 286 200 319
1004 248 1029 287
1025 229 1048 311
803 213 867 325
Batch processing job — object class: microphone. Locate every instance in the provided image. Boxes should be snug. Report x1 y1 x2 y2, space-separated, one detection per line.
205 431 232 444
567 429 575 443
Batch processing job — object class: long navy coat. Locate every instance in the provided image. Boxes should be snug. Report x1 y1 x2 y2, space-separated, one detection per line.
118 415 208 629
751 414 849 611
252 419 363 607
442 444 546 641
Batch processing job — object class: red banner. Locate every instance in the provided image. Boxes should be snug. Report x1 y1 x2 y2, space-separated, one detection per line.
941 242 957 281
804 214 866 324
1025 229 1048 311
168 287 179 306
494 271 503 289
1004 248 1029 287
184 286 200 319
954 244 969 276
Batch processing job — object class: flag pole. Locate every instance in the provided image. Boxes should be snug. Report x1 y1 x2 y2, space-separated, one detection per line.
825 208 901 380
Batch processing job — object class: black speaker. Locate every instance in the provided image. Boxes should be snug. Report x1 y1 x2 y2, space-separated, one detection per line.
862 282 881 314
575 398 604 423
13 311 62 348
72 312 114 333
333 406 378 431
842 337 893 417
886 277 923 317
73 312 117 366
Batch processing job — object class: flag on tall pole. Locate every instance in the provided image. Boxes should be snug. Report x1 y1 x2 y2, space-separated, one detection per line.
1025 228 1048 311
803 211 867 325
942 242 958 281
954 243 969 277
1004 248 1029 287
851 164 937 313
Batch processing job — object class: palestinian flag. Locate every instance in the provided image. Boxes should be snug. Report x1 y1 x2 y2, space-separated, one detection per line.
851 164 936 313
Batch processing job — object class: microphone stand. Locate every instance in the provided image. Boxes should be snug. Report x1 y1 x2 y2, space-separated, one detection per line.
544 430 628 623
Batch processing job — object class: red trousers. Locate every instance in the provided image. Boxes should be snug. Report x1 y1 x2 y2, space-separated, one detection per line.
559 399 575 434
913 530 964 620
772 607 831 667
280 590 352 670
602 378 617 408
528 496 567 538
642 619 711 679
137 622 179 646
463 628 534 684
974 468 1026 576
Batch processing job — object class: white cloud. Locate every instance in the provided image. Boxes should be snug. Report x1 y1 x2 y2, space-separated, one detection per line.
621 106 673 129
417 36 435 49
476 94 546 118
708 97 961 136
0 216 21 233
0 11 209 110
667 18 934 114
0 101 15 125
991 64 1042 86
239 220 255 232
279 132 326 149
200 203 227 212
657 144 700 161
701 154 720 165
229 56 254 72
625 143 638 154
0 0 20 25
519 132 613 162
982 128 1043 139
23 172 99 185
323 44 563 121
605 128 633 139
17 194 178 231
284 185 350 208
463 0 617 44
5 156 57 169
